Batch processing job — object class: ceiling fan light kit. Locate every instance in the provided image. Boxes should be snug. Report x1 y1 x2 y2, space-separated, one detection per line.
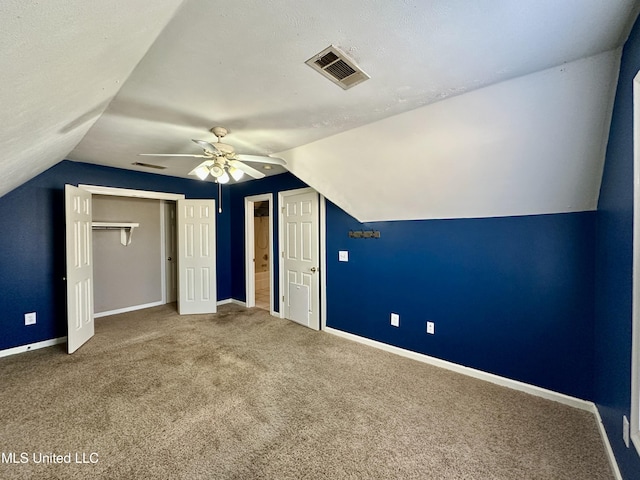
140 125 286 184
228 165 244 181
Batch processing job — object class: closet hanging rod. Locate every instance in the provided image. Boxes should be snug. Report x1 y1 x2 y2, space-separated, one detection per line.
91 222 140 246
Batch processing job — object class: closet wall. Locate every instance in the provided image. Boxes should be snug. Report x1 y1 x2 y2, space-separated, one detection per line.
92 195 162 314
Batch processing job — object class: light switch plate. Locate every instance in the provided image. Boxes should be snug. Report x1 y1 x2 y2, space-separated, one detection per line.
339 250 349 262
426 321 435 334
391 313 399 327
25 312 36 326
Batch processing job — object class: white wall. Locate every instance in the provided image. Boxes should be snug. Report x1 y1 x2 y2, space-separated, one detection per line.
280 50 621 222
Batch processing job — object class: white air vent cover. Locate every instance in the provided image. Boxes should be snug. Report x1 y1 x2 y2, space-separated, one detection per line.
305 45 370 90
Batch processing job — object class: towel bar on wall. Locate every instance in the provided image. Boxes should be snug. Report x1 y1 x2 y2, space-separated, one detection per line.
92 222 140 246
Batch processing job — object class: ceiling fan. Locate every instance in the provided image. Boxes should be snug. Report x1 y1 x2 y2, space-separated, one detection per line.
139 126 286 183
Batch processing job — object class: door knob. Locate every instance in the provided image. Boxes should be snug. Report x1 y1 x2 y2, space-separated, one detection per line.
310 267 317 273
167 257 172 261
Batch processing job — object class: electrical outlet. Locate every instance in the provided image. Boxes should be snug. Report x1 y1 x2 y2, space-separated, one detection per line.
24 312 36 326
338 250 349 262
390 313 399 327
426 321 435 334
624 415 630 448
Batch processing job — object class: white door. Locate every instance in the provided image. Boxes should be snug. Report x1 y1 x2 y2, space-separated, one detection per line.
281 189 319 330
177 199 217 314
65 184 95 353
164 202 177 303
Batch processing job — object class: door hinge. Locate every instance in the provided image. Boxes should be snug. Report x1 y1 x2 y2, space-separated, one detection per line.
281 251 284 258
282 295 285 302
281 206 285 213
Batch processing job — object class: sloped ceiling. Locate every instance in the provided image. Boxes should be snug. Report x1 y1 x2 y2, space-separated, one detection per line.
0 0 184 199
2 1 639 221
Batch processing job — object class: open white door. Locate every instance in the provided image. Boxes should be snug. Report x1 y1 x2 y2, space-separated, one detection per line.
177 199 217 314
65 184 95 353
280 188 320 330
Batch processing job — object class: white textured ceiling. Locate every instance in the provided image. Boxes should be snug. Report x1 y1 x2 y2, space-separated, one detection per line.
2 1 639 220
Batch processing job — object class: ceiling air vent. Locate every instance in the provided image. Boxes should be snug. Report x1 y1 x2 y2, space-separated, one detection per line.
132 162 166 170
305 45 370 90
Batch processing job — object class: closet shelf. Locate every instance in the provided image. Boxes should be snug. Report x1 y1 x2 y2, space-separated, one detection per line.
92 222 140 246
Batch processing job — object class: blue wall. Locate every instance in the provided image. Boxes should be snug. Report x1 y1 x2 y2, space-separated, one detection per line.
226 170 597 400
228 172 307 309
325 202 596 400
0 160 230 351
595 13 640 480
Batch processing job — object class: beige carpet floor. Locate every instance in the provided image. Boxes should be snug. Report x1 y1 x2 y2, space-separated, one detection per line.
0 304 614 479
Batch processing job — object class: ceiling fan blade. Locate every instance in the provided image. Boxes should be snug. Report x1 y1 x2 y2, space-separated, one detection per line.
192 139 221 155
234 154 286 166
228 160 266 179
138 153 209 158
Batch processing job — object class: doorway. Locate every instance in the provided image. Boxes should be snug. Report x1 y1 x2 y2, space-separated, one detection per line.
67 185 221 353
244 194 274 313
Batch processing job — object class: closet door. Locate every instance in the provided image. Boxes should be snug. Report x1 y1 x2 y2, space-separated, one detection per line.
65 184 95 353
177 199 217 314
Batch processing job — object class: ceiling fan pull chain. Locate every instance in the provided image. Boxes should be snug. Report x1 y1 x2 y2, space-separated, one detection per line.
218 181 222 213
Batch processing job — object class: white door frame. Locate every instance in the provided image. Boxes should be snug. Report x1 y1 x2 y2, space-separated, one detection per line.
244 193 274 313
162 200 178 304
278 187 327 329
630 70 640 457
76 185 185 312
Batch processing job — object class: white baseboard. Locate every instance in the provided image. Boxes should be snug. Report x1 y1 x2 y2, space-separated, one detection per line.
0 337 67 358
324 327 592 411
217 298 247 307
324 327 622 478
94 300 164 318
591 405 624 480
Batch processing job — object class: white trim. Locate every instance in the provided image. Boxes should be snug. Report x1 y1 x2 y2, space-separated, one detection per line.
631 70 640 457
160 201 167 304
79 184 185 201
244 194 274 313
245 197 255 308
0 337 67 358
326 326 623 476
320 195 327 330
217 298 247 307
324 326 593 411
94 301 164 318
592 405 624 480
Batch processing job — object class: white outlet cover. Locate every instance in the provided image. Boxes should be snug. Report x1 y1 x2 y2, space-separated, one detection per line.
339 250 349 262
24 312 36 326
427 321 435 334
391 313 399 327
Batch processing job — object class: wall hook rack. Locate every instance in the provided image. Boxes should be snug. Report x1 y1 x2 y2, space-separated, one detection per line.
92 222 140 246
349 230 381 239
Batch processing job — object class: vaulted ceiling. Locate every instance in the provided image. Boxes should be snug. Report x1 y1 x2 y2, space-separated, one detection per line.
2 1 639 221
